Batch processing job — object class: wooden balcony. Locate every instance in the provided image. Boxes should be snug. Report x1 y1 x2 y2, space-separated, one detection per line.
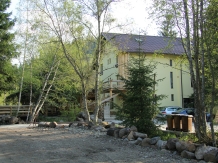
102 80 125 93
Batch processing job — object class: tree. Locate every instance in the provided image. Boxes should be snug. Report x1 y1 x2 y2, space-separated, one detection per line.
115 53 165 136
158 14 177 37
0 0 16 93
18 0 96 122
78 0 119 124
203 0 218 146
151 0 213 143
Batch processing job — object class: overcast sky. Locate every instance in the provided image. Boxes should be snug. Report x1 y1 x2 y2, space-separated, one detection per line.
8 0 158 35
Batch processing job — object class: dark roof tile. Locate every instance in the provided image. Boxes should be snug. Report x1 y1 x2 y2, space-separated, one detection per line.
102 33 185 55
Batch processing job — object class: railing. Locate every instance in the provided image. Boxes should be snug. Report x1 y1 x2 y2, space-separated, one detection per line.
0 105 33 117
103 80 125 90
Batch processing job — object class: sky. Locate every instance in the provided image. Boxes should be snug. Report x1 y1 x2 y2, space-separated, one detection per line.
8 0 158 36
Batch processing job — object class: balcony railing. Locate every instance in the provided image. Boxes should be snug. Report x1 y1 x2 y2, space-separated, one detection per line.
103 80 125 90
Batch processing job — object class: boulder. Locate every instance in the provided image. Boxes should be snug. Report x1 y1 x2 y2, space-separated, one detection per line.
119 128 129 138
195 145 217 160
127 131 134 140
38 122 50 128
76 117 84 122
130 125 137 132
176 140 196 153
141 138 151 147
181 150 195 159
69 122 73 127
110 122 116 128
107 128 115 136
155 140 167 149
101 121 109 127
114 129 120 138
203 149 218 162
87 121 94 129
49 121 57 128
133 132 147 139
9 116 19 124
135 137 143 145
150 136 161 145
166 138 179 150
77 112 86 120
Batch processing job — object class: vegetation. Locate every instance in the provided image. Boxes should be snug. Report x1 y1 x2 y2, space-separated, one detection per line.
115 54 165 136
0 0 16 94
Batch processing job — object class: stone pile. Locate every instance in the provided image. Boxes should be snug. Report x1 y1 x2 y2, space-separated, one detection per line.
0 115 24 124
106 124 218 163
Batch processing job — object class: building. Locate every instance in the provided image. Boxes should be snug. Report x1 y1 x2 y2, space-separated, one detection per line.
100 33 193 119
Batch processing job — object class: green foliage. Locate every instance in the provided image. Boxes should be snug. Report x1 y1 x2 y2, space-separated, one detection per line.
115 56 166 136
179 134 198 142
0 0 17 93
60 106 81 122
159 131 177 141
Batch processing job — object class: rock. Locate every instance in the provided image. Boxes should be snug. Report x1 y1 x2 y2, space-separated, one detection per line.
166 138 179 150
77 121 86 127
133 132 147 139
135 137 143 145
195 145 217 160
150 136 161 145
119 128 129 138
176 141 187 153
130 125 137 132
49 121 57 128
76 117 84 122
107 128 115 136
203 149 218 162
87 121 94 129
9 116 19 124
181 150 195 159
69 122 73 127
141 138 151 147
101 121 108 127
114 129 120 138
176 140 196 153
77 112 86 120
127 131 134 140
110 122 116 128
38 122 50 128
155 140 167 149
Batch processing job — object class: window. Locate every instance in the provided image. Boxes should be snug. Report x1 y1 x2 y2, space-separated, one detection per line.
107 58 111 65
170 59 172 66
171 94 174 101
100 64 103 75
170 72 173 89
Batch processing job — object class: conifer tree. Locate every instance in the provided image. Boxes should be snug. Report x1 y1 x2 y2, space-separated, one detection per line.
0 0 16 93
115 56 165 136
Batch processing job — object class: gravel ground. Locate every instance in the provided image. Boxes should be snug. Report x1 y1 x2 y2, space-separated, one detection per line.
0 124 201 163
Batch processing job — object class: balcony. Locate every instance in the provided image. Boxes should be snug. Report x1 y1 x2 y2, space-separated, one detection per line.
102 80 125 93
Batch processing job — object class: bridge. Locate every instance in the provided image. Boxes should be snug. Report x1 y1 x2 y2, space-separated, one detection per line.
0 105 33 117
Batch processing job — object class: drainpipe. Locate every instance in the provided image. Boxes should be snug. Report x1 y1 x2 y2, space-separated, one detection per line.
180 64 184 107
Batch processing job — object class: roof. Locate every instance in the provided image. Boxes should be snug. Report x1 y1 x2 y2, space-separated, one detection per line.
102 33 185 55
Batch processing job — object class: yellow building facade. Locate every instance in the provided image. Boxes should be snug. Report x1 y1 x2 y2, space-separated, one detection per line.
100 33 193 119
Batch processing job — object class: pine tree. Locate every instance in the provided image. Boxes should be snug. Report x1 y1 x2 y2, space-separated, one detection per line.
0 0 16 93
115 56 165 136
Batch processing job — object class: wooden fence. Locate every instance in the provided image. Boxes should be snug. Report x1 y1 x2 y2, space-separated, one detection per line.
0 105 33 117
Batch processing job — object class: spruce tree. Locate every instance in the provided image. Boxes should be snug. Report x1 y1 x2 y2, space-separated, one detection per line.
115 56 165 136
0 0 16 93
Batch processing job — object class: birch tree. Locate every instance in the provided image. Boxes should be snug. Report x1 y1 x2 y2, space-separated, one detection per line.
78 0 120 124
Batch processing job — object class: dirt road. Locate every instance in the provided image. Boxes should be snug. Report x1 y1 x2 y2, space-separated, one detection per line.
0 124 197 163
